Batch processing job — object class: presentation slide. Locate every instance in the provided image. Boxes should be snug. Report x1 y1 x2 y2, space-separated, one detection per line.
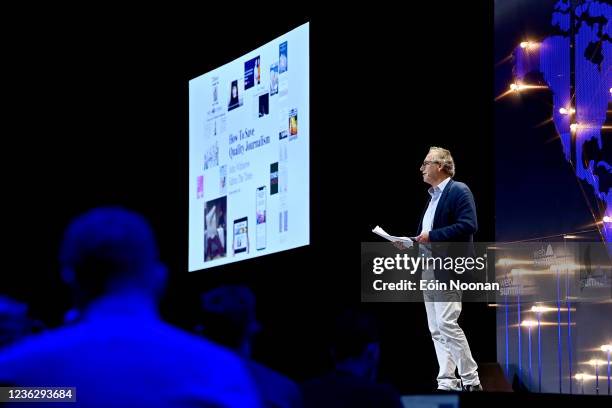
188 23 309 272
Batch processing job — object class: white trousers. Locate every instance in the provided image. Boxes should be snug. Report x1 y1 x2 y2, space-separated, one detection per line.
422 269 480 390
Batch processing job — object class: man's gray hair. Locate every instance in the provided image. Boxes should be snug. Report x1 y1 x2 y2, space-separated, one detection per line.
429 146 455 177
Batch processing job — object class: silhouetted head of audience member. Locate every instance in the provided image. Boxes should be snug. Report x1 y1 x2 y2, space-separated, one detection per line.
59 207 167 304
331 308 381 381
199 285 261 357
0 209 264 407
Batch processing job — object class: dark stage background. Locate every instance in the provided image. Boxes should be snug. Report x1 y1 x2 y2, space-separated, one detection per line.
2 3 494 393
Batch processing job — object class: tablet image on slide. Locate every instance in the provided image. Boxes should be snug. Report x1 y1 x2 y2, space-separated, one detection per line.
256 186 267 251
289 108 298 139
279 42 288 74
270 163 278 195
204 197 227 262
233 217 249 254
259 93 269 118
228 79 243 111
244 56 261 90
270 63 279 96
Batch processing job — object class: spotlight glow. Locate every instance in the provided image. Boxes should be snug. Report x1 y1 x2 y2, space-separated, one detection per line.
587 359 609 366
521 320 538 328
520 41 539 49
531 305 556 313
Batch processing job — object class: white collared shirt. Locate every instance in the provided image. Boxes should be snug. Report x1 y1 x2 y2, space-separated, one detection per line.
420 177 451 234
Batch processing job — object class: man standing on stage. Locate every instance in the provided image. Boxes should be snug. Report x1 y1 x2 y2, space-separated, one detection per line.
403 146 483 392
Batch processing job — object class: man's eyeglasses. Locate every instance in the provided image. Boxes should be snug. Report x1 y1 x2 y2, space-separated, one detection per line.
420 160 440 168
